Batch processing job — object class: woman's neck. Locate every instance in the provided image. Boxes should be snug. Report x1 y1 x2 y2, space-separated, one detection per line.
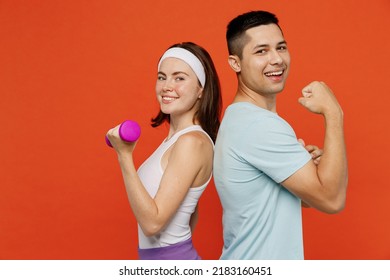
167 116 199 140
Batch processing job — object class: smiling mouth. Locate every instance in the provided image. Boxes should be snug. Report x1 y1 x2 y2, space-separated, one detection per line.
162 96 177 102
264 70 284 77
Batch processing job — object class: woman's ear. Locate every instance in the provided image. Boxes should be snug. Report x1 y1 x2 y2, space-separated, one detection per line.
228 55 241 73
198 88 203 99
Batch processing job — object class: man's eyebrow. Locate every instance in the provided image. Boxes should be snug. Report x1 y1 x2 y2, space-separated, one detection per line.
253 44 269 49
253 40 288 49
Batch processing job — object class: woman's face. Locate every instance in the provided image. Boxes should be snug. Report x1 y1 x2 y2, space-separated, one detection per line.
156 57 203 118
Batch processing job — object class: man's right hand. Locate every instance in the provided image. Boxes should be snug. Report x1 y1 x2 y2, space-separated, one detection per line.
298 81 343 117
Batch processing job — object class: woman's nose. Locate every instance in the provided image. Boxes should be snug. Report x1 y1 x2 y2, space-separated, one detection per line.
163 85 173 92
163 80 174 91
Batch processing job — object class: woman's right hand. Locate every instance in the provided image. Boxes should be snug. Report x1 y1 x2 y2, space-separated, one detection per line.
106 124 137 155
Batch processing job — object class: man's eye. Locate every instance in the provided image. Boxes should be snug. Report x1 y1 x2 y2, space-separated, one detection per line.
256 49 266 54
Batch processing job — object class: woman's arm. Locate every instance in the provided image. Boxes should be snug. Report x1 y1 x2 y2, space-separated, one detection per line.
107 127 212 236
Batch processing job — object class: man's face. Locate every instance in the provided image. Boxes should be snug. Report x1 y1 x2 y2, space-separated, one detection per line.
238 24 291 96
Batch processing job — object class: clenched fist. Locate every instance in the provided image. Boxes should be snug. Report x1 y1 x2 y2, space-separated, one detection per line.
298 81 343 117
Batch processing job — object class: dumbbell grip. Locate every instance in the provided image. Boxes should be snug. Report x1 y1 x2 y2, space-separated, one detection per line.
106 120 141 147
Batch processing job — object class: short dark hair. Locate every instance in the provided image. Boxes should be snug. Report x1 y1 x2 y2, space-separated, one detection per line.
226 11 281 58
151 42 222 142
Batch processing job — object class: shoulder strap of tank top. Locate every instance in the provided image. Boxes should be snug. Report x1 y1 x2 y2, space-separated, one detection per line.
168 125 214 148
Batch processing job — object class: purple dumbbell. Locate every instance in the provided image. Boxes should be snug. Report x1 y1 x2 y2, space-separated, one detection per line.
106 120 141 147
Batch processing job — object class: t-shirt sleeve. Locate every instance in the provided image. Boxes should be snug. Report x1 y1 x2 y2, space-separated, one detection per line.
240 115 312 183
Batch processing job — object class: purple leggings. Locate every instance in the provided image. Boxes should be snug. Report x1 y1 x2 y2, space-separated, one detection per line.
138 238 201 260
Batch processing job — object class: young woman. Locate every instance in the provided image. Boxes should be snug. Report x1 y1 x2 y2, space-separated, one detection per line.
106 42 222 259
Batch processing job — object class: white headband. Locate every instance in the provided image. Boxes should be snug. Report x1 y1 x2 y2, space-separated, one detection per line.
158 47 206 87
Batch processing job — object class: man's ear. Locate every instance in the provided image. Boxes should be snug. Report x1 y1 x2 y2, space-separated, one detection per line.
228 55 241 73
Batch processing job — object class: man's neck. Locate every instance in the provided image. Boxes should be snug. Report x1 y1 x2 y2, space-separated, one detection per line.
233 88 277 113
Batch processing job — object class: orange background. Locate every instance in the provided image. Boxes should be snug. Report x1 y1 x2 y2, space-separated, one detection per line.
1 0 389 260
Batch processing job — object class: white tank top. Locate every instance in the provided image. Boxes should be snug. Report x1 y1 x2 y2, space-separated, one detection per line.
137 125 213 249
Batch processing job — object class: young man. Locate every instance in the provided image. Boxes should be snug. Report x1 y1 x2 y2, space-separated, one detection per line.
213 11 348 259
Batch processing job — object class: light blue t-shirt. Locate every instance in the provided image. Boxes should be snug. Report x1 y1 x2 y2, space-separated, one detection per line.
213 102 311 260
